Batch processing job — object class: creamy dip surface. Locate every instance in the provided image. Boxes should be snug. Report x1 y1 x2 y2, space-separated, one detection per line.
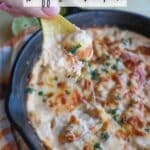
27 27 150 150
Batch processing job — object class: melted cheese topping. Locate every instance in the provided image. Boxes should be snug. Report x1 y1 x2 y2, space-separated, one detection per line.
27 27 150 150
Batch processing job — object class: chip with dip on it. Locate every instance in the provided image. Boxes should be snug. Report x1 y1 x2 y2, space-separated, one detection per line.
41 15 93 77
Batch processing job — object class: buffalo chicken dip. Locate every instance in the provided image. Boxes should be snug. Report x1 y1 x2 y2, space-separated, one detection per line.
27 27 150 150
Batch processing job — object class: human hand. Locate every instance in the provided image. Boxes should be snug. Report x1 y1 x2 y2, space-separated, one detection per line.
0 0 60 18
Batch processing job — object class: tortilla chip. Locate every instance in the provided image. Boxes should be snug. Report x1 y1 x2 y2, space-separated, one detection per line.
41 15 76 43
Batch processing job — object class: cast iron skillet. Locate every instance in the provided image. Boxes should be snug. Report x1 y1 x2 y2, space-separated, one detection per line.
6 10 150 150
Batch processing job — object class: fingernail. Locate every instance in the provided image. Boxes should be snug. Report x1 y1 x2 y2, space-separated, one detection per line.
42 7 60 17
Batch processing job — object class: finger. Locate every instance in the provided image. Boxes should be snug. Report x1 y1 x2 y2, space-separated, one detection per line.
19 6 60 18
0 2 26 17
4 0 60 18
42 7 60 17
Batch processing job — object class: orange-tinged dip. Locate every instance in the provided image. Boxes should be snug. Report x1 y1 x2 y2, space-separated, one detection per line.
27 27 150 150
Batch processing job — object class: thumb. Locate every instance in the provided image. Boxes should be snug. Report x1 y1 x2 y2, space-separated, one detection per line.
3 0 60 18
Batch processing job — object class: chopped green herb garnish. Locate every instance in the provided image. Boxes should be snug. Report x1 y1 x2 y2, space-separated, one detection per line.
38 91 44 96
68 44 81 54
121 38 132 46
113 115 119 122
25 87 34 93
94 143 102 150
42 98 46 103
127 81 132 87
121 38 126 45
76 78 81 83
111 64 118 70
101 67 108 73
106 55 110 59
82 59 89 66
113 115 122 126
90 70 99 81
54 76 58 81
41 64 46 68
67 75 71 78
145 128 150 133
82 59 88 63
128 37 132 45
116 58 120 62
65 90 70 95
106 62 110 66
101 132 110 141
108 109 122 126
109 109 118 116
114 95 122 101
